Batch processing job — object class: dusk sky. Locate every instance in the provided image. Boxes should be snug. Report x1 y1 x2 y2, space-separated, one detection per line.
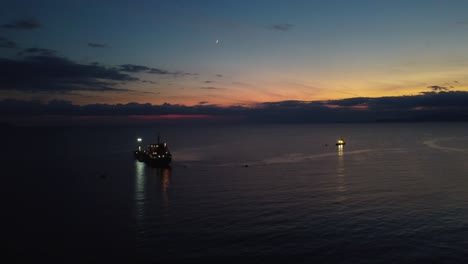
2 0 468 116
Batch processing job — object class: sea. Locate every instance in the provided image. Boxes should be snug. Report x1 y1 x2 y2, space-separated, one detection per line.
4 122 468 263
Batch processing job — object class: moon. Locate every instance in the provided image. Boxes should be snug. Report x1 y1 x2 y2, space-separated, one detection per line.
216 39 219 44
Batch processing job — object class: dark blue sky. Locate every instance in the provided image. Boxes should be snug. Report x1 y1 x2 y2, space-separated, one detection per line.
1 0 468 108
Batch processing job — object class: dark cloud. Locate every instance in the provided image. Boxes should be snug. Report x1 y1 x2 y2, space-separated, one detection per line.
257 93 468 122
0 54 136 93
18 47 57 56
0 37 17 48
327 97 370 107
119 64 195 76
0 48 196 95
427 85 449 92
141 80 157 84
119 64 151 73
198 101 209 105
149 68 170 74
216 74 223 77
88 42 108 48
204 80 215 83
266 23 294 31
328 91 468 111
1 19 41 30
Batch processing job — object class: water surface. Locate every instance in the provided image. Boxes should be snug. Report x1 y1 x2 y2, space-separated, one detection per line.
5 123 468 263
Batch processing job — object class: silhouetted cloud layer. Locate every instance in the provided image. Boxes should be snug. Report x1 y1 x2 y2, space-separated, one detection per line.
427 85 448 92
0 55 135 92
2 92 468 124
119 64 195 76
119 64 155 73
0 51 196 93
18 47 57 56
1 19 41 30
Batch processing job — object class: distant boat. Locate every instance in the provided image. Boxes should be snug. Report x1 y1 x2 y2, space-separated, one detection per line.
134 134 172 167
336 137 346 146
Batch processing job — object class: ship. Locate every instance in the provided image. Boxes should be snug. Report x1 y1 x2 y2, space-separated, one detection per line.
134 135 172 167
336 137 346 146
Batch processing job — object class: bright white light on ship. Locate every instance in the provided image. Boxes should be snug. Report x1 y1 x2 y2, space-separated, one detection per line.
137 138 142 142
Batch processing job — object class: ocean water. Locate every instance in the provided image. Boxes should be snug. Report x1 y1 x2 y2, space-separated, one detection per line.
5 123 468 263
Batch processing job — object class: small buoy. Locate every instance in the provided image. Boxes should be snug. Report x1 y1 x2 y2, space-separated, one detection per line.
243 164 249 168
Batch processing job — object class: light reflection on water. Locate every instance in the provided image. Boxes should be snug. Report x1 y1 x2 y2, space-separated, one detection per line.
135 160 146 233
337 145 346 194
337 144 344 157
153 167 171 209
135 163 172 229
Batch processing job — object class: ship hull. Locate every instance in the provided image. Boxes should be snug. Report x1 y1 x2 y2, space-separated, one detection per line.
133 151 171 166
146 156 172 167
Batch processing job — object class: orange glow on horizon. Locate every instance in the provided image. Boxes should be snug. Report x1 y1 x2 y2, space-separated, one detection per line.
51 79 468 107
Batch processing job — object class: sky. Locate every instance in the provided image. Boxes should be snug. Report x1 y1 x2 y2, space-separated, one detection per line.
1 0 468 123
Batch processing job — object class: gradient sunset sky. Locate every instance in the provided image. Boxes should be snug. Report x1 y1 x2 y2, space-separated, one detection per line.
1 0 468 107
